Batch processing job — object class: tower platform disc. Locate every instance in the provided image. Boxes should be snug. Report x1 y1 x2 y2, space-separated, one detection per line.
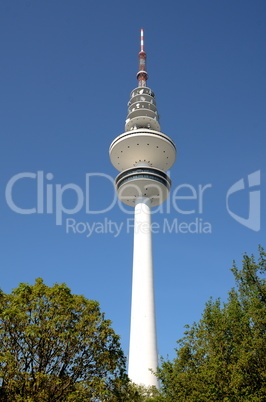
115 166 171 207
110 129 176 172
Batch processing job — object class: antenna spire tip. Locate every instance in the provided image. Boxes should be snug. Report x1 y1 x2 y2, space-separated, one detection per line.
140 28 144 52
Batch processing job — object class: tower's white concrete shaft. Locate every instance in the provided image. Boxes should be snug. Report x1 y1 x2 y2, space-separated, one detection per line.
128 197 159 387
109 29 176 388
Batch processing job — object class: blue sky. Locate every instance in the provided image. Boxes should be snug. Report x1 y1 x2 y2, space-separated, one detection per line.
0 0 265 362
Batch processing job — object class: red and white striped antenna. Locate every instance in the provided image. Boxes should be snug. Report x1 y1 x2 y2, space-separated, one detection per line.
137 28 148 87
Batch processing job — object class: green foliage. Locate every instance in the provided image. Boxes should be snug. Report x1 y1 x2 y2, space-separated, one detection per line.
156 246 266 401
127 384 161 401
0 278 130 401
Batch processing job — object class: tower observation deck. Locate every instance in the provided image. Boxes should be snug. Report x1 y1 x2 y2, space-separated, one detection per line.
109 29 176 388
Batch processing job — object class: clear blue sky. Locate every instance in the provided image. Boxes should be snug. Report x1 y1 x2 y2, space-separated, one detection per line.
0 0 265 362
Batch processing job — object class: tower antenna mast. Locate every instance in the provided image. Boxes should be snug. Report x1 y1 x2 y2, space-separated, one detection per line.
137 29 148 87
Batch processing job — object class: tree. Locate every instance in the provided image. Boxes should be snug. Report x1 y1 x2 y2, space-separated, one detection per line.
0 278 131 401
156 246 266 401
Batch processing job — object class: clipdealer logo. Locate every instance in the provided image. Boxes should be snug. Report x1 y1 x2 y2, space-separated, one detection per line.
4 171 212 226
3 170 261 234
226 170 260 232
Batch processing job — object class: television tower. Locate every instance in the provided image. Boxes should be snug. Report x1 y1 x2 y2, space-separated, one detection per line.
109 30 176 387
